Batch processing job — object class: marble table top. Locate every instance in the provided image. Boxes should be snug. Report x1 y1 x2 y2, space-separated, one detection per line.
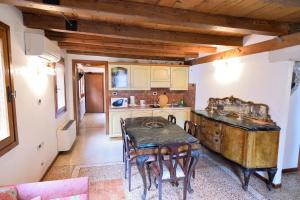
193 110 280 131
125 117 199 149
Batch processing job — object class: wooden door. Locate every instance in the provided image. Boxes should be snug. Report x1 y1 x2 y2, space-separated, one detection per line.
85 73 104 113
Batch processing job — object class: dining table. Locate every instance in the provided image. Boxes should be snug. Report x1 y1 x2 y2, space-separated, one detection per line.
125 116 201 200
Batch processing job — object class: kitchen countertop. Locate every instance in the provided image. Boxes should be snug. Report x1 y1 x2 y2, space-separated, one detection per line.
192 110 280 131
109 105 191 110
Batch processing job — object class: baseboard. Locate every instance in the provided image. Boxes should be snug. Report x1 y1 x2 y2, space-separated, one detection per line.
40 153 59 181
282 168 299 173
253 173 281 189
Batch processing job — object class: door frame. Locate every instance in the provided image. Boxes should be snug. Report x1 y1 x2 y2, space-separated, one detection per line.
72 60 109 134
85 72 105 113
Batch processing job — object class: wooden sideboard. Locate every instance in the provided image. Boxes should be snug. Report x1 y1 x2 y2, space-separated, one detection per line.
191 96 280 191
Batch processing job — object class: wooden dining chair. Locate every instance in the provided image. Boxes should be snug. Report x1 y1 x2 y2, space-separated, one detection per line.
120 119 136 191
147 143 192 200
184 120 199 138
167 114 176 124
120 119 156 192
184 120 199 178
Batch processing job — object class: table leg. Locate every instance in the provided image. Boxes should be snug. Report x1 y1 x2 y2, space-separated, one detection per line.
242 168 254 191
136 155 150 200
188 149 200 193
267 168 277 191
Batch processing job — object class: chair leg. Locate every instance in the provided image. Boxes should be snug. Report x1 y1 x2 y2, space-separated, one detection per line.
128 162 132 192
124 159 128 179
146 163 152 191
122 144 125 162
158 180 162 200
154 177 158 189
183 177 188 200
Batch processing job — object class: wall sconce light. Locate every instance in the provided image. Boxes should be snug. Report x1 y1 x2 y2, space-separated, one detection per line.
213 57 243 85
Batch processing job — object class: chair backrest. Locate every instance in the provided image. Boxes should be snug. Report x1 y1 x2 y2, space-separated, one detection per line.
167 114 176 124
157 143 192 181
184 121 198 138
120 118 131 157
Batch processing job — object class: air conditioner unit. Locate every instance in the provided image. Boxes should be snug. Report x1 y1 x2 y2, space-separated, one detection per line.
25 32 61 62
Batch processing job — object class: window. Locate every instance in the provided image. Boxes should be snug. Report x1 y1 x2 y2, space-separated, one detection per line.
0 22 18 157
54 59 66 117
78 70 85 99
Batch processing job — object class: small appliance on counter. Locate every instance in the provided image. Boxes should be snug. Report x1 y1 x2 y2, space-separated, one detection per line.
111 97 128 108
129 96 136 106
140 100 146 107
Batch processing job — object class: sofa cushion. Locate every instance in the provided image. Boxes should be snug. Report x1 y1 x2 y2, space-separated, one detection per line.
50 194 88 200
0 187 18 200
16 177 89 200
31 197 41 200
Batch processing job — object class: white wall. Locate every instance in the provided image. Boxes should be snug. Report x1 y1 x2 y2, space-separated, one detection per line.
269 46 300 169
189 52 293 184
284 83 300 169
0 4 69 185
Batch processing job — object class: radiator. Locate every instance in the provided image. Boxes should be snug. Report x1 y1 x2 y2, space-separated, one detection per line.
57 120 76 152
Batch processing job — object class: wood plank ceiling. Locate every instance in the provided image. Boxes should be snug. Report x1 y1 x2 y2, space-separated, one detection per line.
2 0 300 61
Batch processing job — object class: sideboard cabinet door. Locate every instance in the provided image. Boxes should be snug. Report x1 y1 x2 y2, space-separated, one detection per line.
221 124 247 166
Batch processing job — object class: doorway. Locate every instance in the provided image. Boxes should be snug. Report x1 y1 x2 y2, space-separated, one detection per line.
85 73 104 113
72 60 109 134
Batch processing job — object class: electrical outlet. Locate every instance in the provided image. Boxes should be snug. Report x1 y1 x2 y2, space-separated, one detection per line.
153 92 157 95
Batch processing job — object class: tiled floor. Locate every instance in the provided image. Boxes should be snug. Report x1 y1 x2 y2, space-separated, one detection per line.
53 113 123 167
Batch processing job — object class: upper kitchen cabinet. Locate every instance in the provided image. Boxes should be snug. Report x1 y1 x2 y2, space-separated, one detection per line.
150 66 171 88
109 64 131 90
131 65 151 90
170 67 189 90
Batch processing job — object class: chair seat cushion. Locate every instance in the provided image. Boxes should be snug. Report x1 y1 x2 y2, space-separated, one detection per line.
151 160 185 180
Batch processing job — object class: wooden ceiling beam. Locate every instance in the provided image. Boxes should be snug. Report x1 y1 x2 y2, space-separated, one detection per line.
263 0 300 7
45 31 216 53
60 43 198 58
58 42 199 57
186 32 300 65
23 13 242 46
2 0 291 36
66 50 184 61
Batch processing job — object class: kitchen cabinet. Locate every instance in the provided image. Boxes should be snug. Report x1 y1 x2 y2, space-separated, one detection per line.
170 67 189 90
108 63 189 90
109 64 131 90
131 110 153 118
153 109 173 119
131 65 151 90
150 66 171 88
109 107 191 137
109 110 131 137
172 109 190 128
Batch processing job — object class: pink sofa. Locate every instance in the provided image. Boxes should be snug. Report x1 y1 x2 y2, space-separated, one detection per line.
11 177 89 200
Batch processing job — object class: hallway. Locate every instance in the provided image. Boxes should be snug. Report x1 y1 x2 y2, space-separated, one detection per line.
44 113 123 180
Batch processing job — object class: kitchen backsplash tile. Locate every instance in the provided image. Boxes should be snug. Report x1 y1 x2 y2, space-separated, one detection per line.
108 84 196 109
